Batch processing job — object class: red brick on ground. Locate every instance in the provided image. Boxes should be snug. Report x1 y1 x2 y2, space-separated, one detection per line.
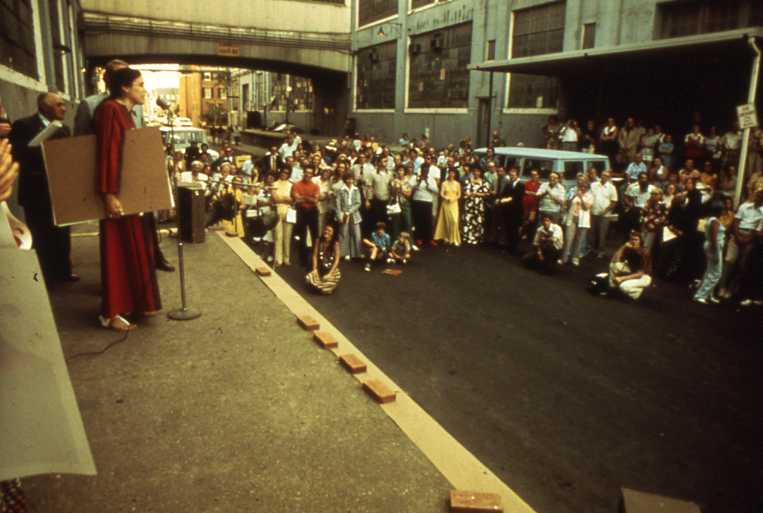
449 490 503 512
339 354 367 374
255 265 271 277
313 331 338 349
362 379 396 403
296 314 320 331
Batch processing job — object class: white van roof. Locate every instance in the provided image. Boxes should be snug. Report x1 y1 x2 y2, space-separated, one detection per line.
159 126 204 132
474 146 609 161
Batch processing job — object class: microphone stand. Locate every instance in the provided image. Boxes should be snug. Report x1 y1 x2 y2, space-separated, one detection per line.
164 106 201 321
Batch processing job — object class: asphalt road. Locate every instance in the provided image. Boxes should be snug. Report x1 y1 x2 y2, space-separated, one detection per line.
267 241 761 513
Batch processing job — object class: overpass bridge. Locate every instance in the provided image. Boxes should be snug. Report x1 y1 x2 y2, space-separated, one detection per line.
79 0 352 133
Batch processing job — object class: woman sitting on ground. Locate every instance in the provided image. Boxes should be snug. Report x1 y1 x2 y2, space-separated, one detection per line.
305 223 341 295
608 230 653 300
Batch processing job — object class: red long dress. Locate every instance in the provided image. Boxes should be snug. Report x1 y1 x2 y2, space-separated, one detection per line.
95 99 161 318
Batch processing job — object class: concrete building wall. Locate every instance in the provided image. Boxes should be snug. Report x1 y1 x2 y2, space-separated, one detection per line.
1 0 85 216
349 0 758 148
349 0 542 147
80 0 350 34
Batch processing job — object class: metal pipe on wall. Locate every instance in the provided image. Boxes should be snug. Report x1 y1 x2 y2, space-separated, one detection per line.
735 36 761 208
486 71 494 147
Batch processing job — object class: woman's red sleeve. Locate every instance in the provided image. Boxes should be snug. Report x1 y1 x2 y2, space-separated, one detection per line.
95 102 123 194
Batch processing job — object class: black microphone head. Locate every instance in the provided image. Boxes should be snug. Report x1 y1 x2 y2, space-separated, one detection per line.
156 97 171 110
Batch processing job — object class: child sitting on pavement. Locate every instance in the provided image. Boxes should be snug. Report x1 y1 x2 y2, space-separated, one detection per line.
363 221 391 271
388 231 412 264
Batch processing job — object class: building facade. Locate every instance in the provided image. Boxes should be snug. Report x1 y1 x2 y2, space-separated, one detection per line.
350 0 763 148
236 70 317 131
1 0 86 214
1 0 86 119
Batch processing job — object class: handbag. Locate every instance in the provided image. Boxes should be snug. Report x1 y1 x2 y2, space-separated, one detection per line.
286 207 297 224
386 202 402 215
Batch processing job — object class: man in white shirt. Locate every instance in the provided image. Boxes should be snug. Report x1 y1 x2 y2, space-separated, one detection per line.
719 186 763 303
721 123 742 167
623 172 656 234
523 214 564 273
537 172 566 224
370 162 393 228
278 135 297 161
625 154 647 182
590 170 618 258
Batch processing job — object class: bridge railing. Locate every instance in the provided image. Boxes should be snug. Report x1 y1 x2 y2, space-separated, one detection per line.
81 11 351 52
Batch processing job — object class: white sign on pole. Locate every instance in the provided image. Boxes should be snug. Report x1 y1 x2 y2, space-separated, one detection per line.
737 103 759 130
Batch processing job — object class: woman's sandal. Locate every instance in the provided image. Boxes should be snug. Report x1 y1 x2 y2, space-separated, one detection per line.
98 314 136 332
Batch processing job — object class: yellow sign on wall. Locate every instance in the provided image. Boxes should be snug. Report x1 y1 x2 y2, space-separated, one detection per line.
217 43 241 57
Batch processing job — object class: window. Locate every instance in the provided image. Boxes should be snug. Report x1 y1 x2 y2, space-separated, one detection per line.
486 39 496 60
408 22 472 109
581 22 595 49
563 161 583 181
511 1 565 58
659 0 747 39
242 83 250 111
356 41 396 109
0 0 37 78
203 72 211 80
219 88 227 100
272 75 314 111
203 87 212 99
411 0 434 9
752 2 763 26
508 74 559 110
507 2 564 110
358 0 397 27
523 159 553 180
290 77 314 111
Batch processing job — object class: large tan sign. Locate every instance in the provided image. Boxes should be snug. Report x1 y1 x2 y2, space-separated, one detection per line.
42 127 173 226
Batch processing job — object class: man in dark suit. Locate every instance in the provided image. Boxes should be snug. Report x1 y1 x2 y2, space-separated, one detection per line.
9 92 77 283
503 166 525 254
489 165 509 246
261 145 280 177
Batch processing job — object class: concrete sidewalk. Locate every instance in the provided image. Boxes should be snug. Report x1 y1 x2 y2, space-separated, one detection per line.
23 235 452 513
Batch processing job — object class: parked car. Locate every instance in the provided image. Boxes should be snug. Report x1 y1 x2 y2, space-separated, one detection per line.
474 146 614 189
160 126 219 161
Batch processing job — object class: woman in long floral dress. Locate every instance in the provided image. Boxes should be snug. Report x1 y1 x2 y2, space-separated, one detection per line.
462 167 491 245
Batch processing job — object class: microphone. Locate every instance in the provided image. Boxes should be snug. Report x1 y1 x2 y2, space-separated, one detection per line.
156 97 172 110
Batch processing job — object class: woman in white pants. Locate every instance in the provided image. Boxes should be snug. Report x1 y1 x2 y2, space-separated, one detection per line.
336 174 362 260
693 202 725 304
562 178 593 266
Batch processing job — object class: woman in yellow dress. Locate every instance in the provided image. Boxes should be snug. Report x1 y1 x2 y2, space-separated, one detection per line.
434 167 462 246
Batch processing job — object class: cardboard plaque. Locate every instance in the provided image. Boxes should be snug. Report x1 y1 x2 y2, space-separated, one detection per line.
42 127 174 226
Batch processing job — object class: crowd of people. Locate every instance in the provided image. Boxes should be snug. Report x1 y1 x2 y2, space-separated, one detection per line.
173 118 763 305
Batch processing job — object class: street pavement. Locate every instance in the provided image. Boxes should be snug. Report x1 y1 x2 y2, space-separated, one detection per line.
275 242 763 513
23 235 453 513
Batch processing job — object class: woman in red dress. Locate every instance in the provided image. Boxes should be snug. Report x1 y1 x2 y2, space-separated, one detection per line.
95 67 161 331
